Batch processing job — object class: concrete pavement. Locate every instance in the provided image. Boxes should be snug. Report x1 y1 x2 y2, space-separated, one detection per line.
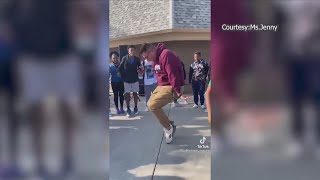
109 95 211 180
212 103 320 180
0 99 108 180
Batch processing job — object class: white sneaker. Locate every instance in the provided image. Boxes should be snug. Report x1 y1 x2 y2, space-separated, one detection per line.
314 145 320 161
192 104 199 108
286 141 304 159
163 124 175 144
145 107 149 112
172 102 181 108
201 105 206 109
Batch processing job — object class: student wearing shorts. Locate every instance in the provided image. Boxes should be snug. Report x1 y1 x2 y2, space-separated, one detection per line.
119 45 143 117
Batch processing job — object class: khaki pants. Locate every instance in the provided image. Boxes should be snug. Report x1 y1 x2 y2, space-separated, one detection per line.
147 86 174 129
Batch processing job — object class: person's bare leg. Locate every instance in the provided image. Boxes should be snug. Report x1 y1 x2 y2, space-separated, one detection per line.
205 86 212 124
0 92 23 178
125 92 131 110
133 92 138 108
59 100 76 176
7 93 18 166
29 102 46 173
133 92 139 114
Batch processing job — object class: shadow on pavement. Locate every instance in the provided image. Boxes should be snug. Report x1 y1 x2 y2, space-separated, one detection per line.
213 151 320 180
109 102 185 179
153 105 211 180
109 96 210 180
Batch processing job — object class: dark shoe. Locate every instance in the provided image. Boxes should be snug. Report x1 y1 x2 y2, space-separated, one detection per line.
37 166 52 180
116 108 121 114
60 158 73 178
127 109 132 117
134 107 138 115
0 165 25 179
120 108 125 114
170 121 176 137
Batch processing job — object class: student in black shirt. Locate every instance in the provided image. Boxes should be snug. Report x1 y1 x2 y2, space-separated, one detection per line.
5 0 85 178
119 45 143 117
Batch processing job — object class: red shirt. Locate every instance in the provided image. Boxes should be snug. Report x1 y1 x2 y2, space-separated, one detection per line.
154 43 184 94
211 0 250 98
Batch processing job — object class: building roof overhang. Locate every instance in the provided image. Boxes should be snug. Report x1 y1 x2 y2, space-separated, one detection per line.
110 28 210 48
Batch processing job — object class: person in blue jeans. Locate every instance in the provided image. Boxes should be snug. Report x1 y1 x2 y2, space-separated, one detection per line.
189 51 210 109
109 51 125 114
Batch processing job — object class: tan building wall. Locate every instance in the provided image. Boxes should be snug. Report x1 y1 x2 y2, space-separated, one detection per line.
109 0 210 40
110 0 171 39
110 29 210 48
109 0 211 94
165 40 210 94
173 0 211 28
110 40 210 94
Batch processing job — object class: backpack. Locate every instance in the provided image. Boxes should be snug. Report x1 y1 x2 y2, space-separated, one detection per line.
207 61 211 81
181 61 186 80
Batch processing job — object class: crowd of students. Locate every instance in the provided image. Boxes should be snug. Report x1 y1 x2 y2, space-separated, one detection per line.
109 43 211 143
109 44 212 124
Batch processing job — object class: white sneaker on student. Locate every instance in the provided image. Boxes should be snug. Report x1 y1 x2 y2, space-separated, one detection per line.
192 104 199 108
163 124 176 144
314 145 320 161
172 102 182 108
286 141 304 160
201 105 206 109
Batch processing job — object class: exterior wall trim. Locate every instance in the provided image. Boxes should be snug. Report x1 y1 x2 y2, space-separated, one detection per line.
110 29 210 48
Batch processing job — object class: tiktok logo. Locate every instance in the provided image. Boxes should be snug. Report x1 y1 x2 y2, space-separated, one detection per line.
197 136 210 150
200 136 206 144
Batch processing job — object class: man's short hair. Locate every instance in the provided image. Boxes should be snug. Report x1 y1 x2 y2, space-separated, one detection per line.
127 45 136 50
110 51 119 58
139 43 154 55
194 51 201 56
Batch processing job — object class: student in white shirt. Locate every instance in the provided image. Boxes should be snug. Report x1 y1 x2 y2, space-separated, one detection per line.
143 59 157 111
